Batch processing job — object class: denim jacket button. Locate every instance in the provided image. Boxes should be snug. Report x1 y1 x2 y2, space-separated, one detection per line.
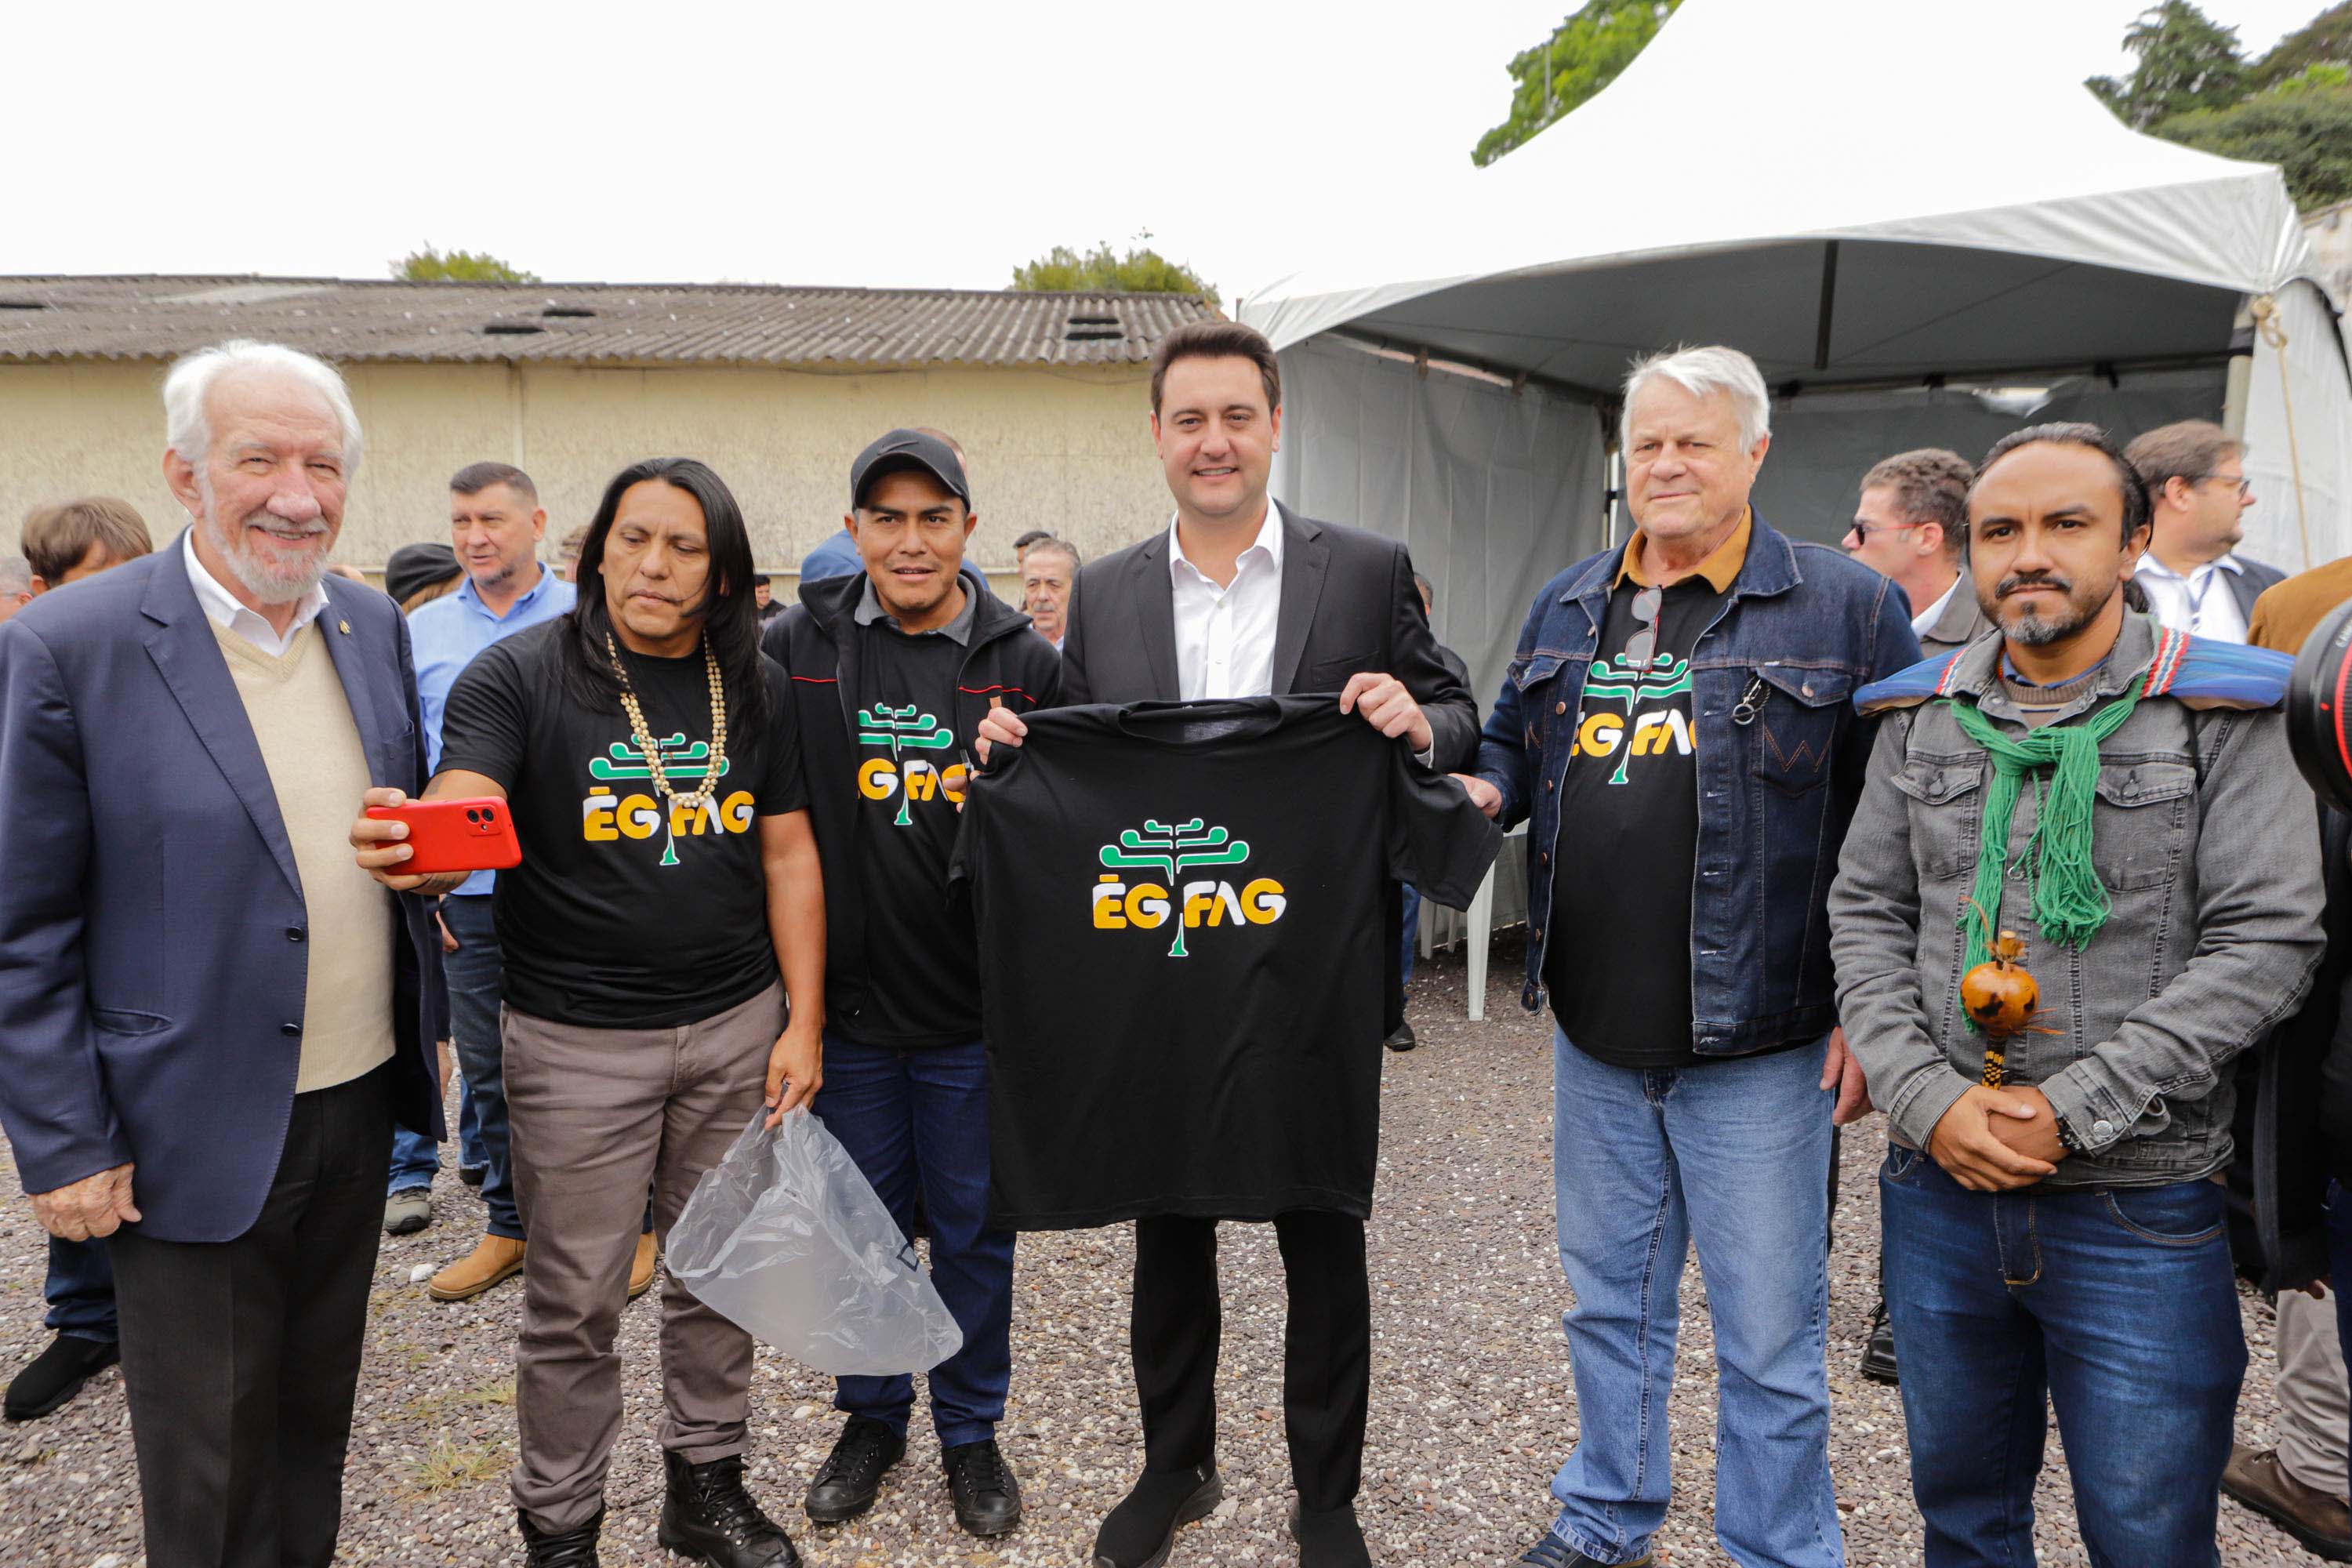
1555 702 1567 715
1801 683 1815 698
2092 1119 2115 1141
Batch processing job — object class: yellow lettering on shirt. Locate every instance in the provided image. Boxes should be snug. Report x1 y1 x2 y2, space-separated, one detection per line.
583 786 619 842
618 793 659 840
1242 878 1288 924
720 791 755 833
1126 883 1171 929
1093 875 1128 929
1577 712 1624 758
858 757 898 800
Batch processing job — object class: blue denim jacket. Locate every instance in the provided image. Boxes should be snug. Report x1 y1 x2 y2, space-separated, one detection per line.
1473 514 1920 1055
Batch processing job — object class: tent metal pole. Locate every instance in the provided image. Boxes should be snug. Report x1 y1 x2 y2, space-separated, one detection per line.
1814 241 1840 372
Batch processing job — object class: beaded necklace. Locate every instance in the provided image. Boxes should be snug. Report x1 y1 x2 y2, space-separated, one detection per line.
606 632 727 864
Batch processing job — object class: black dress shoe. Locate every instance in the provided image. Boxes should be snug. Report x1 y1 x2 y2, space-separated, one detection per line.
1859 1298 1899 1385
804 1415 905 1524
517 1505 603 1567
1288 1499 1373 1567
1385 1020 1417 1051
660 1451 798 1567
459 1164 488 1187
1515 1530 1653 1566
5 1333 118 1421
1091 1461 1223 1568
944 1437 1023 1537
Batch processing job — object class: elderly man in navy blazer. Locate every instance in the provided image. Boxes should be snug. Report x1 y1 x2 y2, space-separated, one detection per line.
0 339 442 1568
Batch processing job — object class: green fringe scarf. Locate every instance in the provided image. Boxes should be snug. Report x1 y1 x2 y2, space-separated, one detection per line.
1941 684 2141 1028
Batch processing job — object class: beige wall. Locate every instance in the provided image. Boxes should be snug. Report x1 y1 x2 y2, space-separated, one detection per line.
0 358 1170 575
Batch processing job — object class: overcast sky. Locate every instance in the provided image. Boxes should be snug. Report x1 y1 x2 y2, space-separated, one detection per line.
5 0 2328 301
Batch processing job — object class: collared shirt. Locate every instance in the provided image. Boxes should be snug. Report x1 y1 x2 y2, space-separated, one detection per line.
183 529 329 659
1911 575 1962 639
1614 508 1752 592
1170 501 1285 700
2136 552 2250 644
854 575 975 644
408 562 575 895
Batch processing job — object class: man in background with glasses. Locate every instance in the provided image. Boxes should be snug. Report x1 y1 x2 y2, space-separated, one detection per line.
1459 345 1918 1568
2125 419 2281 644
1845 448 1987 657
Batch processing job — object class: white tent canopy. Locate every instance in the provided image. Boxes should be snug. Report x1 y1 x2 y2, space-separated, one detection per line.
1243 0 2352 729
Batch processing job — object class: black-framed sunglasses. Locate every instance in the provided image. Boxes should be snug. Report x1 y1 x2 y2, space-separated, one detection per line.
1624 585 1665 673
2190 472 2253 499
1846 520 1923 545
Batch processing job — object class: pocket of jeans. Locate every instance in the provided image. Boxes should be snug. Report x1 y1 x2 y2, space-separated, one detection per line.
1882 1144 1926 1185
2100 1181 2226 1247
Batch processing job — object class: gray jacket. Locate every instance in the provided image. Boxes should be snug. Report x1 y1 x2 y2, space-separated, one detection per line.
1828 612 2325 1186
1916 578 1994 656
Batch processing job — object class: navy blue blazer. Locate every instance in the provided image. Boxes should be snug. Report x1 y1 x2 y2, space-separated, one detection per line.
0 534 443 1243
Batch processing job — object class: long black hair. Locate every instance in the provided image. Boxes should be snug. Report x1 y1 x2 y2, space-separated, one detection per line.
558 456 773 733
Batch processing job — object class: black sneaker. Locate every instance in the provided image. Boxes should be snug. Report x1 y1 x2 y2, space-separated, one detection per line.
1288 1499 1372 1567
518 1505 603 1567
5 1333 118 1421
1859 1298 1899 1386
659 1451 798 1567
459 1165 488 1187
803 1415 905 1524
1091 1461 1223 1568
1515 1531 1653 1566
1385 1020 1418 1052
944 1437 1023 1537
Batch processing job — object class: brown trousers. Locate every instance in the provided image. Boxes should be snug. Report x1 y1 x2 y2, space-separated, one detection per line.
503 981 782 1530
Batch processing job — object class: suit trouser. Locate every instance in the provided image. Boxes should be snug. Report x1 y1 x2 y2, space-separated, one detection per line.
109 1065 394 1568
1131 1210 1369 1513
503 982 780 1531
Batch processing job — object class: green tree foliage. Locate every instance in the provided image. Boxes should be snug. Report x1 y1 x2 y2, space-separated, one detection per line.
1010 238 1218 303
2154 80 2352 206
1472 0 1681 167
393 246 541 284
2087 1 2249 127
2250 1 2352 89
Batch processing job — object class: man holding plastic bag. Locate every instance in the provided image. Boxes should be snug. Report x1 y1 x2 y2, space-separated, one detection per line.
355 457 826 1568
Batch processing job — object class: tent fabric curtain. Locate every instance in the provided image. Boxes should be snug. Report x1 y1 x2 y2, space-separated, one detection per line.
2245 281 2352 574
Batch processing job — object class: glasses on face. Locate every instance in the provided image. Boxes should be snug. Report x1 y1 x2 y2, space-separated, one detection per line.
1624 585 1665 673
1846 521 1922 546
2190 473 2253 500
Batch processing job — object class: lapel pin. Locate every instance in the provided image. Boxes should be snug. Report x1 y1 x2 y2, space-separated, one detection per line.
338 619 352 635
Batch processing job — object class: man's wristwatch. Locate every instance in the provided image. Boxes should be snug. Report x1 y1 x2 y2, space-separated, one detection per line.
2054 1116 2087 1156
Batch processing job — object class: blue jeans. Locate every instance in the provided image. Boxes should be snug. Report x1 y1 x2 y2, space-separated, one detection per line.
44 1235 116 1343
388 1126 439 1194
1882 1149 2245 1568
444 895 523 1238
1399 884 1420 987
1547 1029 1841 1568
814 1033 1012 1448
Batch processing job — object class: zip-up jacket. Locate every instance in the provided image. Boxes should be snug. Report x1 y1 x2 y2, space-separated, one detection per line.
761 565 1062 1037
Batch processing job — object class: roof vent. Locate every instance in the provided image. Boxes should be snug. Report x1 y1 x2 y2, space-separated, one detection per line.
483 321 546 336
1066 314 1119 325
0 299 50 310
1064 327 1124 341
541 305 597 318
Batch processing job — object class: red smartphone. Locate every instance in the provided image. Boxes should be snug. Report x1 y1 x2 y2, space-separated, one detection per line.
365 797 522 875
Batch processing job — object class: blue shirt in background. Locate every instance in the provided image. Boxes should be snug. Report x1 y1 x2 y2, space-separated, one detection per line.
408 563 576 895
798 527 864 583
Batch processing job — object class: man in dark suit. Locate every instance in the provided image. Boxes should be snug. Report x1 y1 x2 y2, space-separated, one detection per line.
2124 419 2285 642
979 319 1474 1568
0 341 441 1568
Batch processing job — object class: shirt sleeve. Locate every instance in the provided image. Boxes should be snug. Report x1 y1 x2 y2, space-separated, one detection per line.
1384 738 1502 909
434 642 532 789
753 661 808 816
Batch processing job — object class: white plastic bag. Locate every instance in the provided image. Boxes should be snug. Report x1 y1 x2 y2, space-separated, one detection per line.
668 1107 964 1375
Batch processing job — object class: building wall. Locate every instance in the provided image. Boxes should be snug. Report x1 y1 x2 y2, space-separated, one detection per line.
0 358 1168 573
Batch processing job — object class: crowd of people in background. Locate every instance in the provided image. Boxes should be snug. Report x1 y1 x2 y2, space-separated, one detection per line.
3 318 2352 1568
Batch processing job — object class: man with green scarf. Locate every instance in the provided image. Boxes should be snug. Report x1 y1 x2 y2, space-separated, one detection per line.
1828 422 2325 1567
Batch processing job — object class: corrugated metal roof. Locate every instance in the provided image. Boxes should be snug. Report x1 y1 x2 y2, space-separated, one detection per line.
0 276 1218 368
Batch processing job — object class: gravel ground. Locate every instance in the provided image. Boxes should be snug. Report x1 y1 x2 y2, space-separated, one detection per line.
0 936 2321 1566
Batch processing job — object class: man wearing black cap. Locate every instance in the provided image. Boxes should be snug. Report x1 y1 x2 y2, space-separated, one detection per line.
760 430 1061 1541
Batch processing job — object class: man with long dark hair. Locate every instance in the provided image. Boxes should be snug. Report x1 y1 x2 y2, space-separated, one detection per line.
354 456 826 1568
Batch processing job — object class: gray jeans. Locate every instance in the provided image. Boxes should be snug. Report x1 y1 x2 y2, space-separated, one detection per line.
503 982 782 1530
2278 1287 2350 1498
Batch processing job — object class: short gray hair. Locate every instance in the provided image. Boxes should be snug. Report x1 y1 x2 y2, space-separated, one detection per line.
0 556 28 596
1024 537 1080 572
1621 344 1771 452
162 339 365 474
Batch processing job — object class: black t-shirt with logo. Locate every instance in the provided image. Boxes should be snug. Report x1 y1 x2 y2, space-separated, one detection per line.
437 619 808 1030
847 621 980 1047
953 696 1501 1230
1544 575 1727 1069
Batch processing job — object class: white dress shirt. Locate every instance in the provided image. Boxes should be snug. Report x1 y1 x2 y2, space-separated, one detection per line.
1170 502 1285 699
184 528 331 658
2135 552 2250 644
1910 575 1961 639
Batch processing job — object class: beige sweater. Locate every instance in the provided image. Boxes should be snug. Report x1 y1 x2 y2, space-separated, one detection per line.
212 619 396 1092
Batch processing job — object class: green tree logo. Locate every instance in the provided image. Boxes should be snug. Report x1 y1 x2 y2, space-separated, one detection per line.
1099 818 1251 957
858 704 956 826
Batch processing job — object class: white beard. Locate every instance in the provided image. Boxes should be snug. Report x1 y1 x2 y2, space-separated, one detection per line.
198 474 332 604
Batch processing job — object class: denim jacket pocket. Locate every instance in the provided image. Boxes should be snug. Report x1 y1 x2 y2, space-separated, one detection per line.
2091 760 2197 891
1747 664 1854 797
1886 757 1984 879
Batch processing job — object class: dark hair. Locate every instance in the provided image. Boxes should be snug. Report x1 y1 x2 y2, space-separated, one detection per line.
1974 423 2151 540
1011 529 1052 551
559 457 771 732
1860 448 1973 561
21 495 153 582
1150 319 1281 415
449 460 539 504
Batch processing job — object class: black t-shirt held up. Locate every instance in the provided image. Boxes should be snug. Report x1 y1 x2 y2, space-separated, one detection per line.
953 696 1501 1230
1544 575 1726 1069
436 619 808 1030
845 620 981 1048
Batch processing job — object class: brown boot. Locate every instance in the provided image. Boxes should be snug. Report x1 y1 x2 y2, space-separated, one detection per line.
2223 1445 2352 1562
428 1236 528 1302
628 1232 659 1301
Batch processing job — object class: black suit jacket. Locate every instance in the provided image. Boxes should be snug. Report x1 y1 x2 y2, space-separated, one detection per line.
2229 554 2288 630
1058 502 1479 771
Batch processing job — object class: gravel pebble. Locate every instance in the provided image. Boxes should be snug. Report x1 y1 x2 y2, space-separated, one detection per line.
0 937 2318 1563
